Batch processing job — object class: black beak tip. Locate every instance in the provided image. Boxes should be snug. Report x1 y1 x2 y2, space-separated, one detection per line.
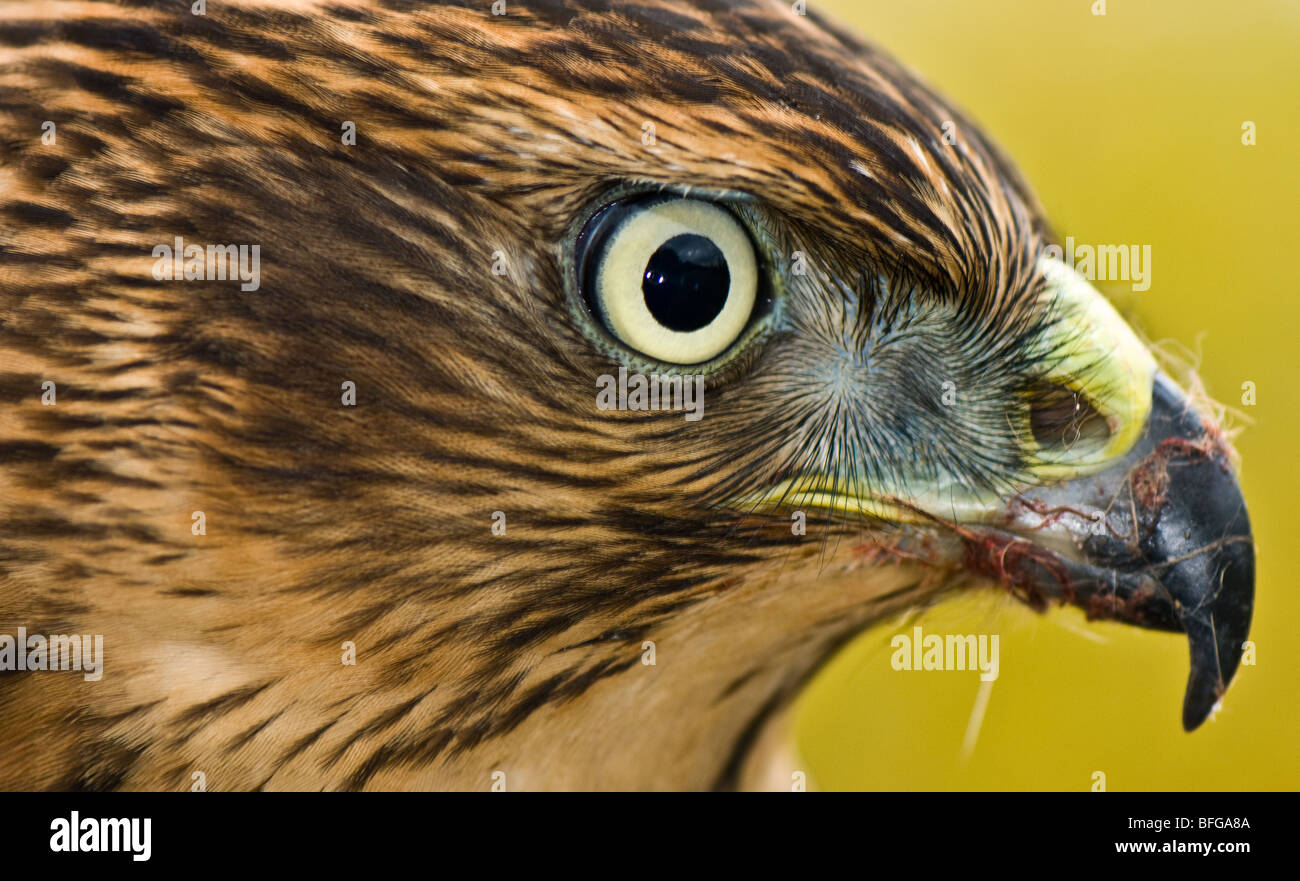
1122 374 1255 732
1049 374 1256 732
1177 539 1255 732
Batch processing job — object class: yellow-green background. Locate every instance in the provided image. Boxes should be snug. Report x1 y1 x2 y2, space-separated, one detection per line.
796 0 1299 790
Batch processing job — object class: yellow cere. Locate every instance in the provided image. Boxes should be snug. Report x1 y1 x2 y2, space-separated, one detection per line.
1027 256 1156 481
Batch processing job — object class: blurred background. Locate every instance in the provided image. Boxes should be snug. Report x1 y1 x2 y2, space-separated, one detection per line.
795 0 1299 790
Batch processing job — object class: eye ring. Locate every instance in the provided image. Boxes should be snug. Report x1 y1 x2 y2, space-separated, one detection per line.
576 196 761 365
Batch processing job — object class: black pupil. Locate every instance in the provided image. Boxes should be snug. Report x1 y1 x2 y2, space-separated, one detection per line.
641 234 730 332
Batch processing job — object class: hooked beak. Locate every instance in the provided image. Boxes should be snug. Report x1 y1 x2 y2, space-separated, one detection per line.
982 372 1254 730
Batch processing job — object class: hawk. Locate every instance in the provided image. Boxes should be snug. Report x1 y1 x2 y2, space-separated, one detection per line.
0 0 1253 790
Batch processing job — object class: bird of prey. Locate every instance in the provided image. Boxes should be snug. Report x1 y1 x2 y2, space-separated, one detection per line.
0 0 1253 791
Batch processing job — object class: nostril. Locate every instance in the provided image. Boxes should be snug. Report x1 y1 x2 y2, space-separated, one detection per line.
1028 381 1111 452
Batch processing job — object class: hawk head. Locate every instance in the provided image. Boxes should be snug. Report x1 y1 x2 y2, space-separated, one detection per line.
0 0 1252 790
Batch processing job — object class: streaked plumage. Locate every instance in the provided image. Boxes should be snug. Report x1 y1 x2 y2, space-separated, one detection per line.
0 0 1251 790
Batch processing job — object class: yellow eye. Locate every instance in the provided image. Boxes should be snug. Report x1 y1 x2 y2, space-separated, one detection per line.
579 197 759 365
